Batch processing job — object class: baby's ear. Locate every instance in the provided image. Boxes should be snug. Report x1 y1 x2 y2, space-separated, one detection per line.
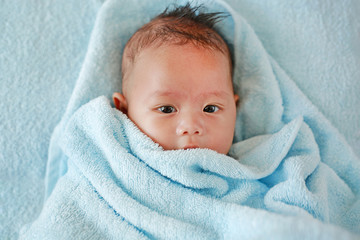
234 94 239 106
112 92 128 114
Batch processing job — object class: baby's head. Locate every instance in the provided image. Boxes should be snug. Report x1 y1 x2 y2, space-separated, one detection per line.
113 4 238 154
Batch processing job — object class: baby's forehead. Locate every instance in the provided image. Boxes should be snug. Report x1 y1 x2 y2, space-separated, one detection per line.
134 43 232 78
123 43 233 95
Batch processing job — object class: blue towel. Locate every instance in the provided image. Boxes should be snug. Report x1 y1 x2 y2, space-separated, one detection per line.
20 97 359 239
19 0 360 238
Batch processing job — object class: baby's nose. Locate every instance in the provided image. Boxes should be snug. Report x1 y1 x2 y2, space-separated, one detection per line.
176 114 204 136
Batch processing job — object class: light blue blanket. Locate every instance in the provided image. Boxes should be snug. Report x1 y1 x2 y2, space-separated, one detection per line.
19 96 359 239
13 0 360 239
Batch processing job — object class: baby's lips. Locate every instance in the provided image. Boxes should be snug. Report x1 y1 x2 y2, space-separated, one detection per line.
183 144 200 150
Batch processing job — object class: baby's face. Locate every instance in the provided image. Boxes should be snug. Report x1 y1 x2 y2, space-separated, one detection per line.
117 44 238 154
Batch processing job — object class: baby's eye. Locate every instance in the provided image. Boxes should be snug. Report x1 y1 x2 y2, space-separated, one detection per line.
203 105 219 113
158 106 176 114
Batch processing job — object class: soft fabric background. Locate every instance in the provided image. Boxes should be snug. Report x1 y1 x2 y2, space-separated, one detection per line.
1 0 359 239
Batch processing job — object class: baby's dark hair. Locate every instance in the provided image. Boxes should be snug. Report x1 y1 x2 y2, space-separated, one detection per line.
121 3 232 90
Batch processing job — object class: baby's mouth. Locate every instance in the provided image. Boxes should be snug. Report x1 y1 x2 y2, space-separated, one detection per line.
183 145 199 150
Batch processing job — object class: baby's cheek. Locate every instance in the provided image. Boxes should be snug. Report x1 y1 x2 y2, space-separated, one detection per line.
143 118 174 148
213 122 236 154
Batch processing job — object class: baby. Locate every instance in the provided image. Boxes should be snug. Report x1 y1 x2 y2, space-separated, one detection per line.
113 4 238 154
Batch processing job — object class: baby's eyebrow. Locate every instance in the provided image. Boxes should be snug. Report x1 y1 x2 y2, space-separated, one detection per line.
152 90 184 98
197 91 230 99
152 90 230 99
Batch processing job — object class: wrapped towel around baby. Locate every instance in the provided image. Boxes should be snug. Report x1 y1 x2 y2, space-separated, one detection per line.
20 97 360 239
